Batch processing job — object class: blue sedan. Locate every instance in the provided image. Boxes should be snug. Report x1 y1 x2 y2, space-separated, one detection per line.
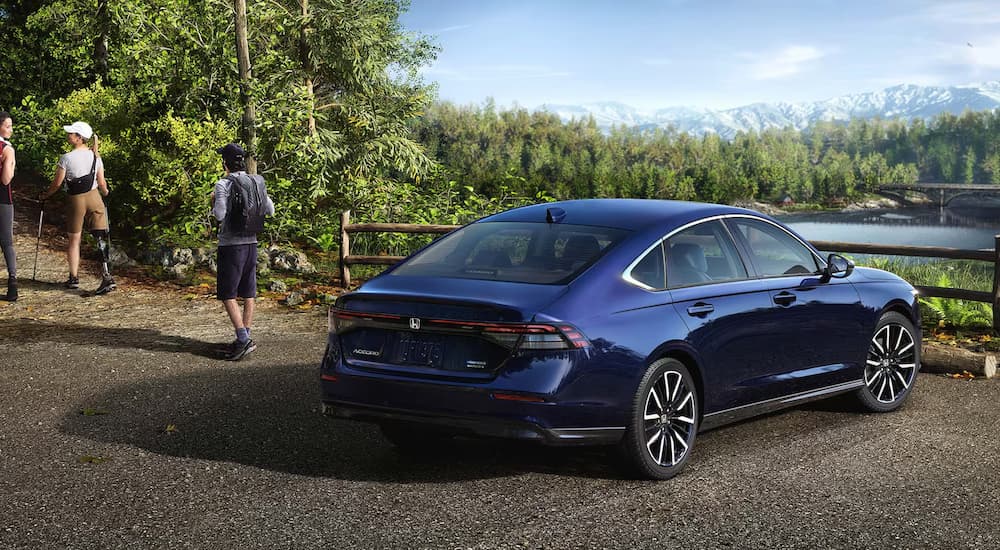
320 199 920 479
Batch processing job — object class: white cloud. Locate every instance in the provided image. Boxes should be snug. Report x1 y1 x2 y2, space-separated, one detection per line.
917 1 1000 25
867 73 945 88
747 45 825 80
950 37 1000 70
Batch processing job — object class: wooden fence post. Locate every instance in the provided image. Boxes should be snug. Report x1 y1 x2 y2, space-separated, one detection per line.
340 210 351 289
993 235 1000 334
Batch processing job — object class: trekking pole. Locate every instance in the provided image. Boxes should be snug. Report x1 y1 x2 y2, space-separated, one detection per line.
33 201 44 281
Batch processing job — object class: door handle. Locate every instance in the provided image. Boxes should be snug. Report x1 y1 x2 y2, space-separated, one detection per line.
773 291 796 306
686 303 715 316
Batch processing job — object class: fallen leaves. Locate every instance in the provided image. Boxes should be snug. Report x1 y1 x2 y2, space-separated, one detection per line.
948 370 976 379
164 424 178 434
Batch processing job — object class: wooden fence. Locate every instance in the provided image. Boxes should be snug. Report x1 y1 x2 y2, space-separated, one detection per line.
339 210 1000 330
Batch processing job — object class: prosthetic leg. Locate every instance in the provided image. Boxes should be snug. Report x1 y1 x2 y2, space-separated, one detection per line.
92 228 116 295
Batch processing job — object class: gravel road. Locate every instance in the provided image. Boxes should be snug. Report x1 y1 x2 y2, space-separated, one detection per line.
1 211 999 549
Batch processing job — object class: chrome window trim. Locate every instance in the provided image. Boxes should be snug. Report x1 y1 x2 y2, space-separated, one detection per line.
621 213 827 291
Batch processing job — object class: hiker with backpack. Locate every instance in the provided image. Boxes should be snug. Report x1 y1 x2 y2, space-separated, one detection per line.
39 121 116 295
211 142 274 361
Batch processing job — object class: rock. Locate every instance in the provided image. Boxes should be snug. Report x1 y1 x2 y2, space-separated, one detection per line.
284 290 305 306
171 248 194 265
268 280 288 292
108 245 135 267
267 246 315 274
166 264 188 279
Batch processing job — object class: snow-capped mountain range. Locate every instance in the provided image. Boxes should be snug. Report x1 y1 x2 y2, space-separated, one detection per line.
540 82 1000 139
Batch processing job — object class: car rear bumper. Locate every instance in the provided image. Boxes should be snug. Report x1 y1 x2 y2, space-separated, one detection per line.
321 400 625 446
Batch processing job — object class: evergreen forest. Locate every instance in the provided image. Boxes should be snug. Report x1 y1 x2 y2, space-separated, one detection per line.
2 0 1000 255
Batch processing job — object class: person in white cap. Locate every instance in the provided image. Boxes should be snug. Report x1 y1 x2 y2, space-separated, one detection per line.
39 121 116 295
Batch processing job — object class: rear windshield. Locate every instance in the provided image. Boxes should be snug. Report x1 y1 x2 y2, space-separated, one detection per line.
390 222 630 284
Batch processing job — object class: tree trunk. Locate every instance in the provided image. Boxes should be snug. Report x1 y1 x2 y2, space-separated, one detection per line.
300 0 316 137
93 0 109 82
234 0 257 174
921 342 997 379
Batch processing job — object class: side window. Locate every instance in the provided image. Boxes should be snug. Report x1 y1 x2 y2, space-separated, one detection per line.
627 242 666 290
729 218 821 277
666 220 748 289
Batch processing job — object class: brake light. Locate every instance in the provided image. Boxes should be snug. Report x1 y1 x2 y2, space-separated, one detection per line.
476 322 590 350
329 309 402 333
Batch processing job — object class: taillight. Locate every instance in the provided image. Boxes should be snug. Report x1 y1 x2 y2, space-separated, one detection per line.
329 309 402 334
480 323 590 351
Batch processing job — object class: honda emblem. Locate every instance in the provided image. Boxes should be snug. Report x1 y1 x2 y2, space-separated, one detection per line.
409 318 421 330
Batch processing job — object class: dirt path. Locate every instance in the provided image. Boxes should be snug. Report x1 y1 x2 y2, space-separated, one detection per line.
0 199 327 347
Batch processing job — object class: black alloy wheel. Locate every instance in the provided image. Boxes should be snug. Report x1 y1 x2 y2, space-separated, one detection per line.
620 358 699 480
855 311 919 412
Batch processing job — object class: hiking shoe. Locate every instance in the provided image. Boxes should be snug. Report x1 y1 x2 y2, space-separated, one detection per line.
94 276 117 295
3 277 16 302
65 275 80 289
225 339 257 361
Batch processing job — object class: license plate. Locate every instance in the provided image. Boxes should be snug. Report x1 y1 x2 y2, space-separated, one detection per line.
398 335 443 367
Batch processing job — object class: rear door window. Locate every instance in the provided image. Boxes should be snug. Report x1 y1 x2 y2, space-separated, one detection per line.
665 220 748 289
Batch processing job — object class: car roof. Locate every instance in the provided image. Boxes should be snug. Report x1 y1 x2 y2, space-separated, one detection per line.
478 199 759 232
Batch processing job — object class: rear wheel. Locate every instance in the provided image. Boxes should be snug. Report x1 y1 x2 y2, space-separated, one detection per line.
619 358 699 480
855 311 919 412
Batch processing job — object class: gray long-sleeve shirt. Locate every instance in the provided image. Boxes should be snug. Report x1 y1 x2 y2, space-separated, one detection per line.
213 171 275 246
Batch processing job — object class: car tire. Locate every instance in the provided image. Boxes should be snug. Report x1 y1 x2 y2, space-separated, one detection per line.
855 311 920 412
379 422 456 452
619 358 699 480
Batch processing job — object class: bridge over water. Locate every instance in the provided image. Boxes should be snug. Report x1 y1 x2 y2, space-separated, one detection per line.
876 183 1000 207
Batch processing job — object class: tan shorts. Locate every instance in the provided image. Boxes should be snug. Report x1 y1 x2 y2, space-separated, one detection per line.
66 189 108 233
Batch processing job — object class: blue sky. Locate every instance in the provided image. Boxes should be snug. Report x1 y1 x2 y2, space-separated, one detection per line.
400 0 1000 110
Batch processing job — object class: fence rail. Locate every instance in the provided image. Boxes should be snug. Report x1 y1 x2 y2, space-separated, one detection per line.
339 210 1000 330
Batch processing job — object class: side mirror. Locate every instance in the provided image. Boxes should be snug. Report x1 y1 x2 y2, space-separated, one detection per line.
823 253 854 281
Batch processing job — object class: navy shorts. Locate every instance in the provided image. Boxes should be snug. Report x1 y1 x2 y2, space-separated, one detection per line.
217 243 258 300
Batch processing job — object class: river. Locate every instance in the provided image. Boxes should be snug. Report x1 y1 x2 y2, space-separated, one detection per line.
779 204 1000 250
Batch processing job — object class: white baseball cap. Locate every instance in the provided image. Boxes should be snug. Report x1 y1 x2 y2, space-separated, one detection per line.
62 121 93 139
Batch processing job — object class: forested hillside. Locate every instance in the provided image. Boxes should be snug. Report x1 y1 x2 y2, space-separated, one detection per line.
413 102 1000 206
2 1 999 255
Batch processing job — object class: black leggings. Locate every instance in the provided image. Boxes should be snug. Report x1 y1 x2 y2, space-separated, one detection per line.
0 204 14 278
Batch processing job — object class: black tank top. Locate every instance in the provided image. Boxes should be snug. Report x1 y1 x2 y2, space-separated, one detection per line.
0 140 10 205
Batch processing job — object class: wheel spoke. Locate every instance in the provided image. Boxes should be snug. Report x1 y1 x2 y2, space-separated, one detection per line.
670 427 689 452
676 391 693 411
896 341 914 355
894 325 904 350
675 415 695 425
646 429 661 451
893 370 910 389
866 359 881 366
878 376 888 401
666 372 680 402
888 375 897 401
667 431 676 466
644 413 660 421
649 387 664 414
898 363 916 370
865 369 883 387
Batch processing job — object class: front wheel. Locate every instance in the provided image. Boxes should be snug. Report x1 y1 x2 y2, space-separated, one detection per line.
619 358 699 480
855 311 920 412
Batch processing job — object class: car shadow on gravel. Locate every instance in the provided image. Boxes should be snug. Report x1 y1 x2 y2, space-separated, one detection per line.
59 362 625 482
0 319 223 358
